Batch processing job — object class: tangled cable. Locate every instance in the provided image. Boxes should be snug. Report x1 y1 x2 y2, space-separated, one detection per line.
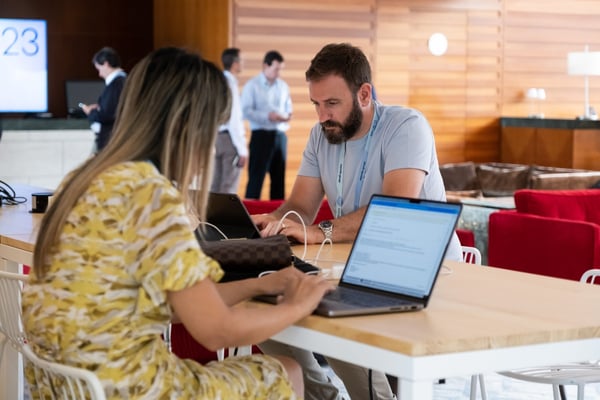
0 180 27 205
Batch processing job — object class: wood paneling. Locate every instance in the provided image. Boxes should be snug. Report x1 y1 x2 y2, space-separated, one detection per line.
153 0 229 66
501 126 600 170
225 0 600 198
230 0 505 197
502 1 600 120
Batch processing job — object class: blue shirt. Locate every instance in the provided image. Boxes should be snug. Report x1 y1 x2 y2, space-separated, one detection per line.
240 72 292 132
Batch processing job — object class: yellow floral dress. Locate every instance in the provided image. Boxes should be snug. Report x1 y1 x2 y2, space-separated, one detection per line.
22 161 296 399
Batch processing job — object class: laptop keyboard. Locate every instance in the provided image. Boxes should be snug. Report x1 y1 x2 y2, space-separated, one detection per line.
324 286 411 308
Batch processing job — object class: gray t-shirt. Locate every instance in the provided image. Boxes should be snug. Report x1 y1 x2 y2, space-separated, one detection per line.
299 102 462 261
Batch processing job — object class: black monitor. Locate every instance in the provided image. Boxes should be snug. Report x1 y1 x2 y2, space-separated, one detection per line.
65 80 105 118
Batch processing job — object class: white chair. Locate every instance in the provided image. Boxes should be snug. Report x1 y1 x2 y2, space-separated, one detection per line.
0 270 28 361
22 344 106 400
495 268 600 400
460 247 487 400
0 270 106 400
581 269 600 284
462 245 482 265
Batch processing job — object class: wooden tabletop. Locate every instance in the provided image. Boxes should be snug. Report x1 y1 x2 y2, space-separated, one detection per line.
0 183 46 248
271 243 600 357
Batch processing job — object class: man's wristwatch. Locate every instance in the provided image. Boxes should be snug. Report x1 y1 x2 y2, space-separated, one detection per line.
318 220 333 241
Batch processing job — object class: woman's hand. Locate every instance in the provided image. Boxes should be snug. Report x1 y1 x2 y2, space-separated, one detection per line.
277 270 335 314
256 266 303 296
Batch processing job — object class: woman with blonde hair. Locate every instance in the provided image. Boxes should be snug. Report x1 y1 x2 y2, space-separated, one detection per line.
22 47 332 399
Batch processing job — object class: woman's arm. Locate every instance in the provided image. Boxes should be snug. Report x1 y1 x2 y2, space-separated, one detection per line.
215 266 302 305
167 268 333 351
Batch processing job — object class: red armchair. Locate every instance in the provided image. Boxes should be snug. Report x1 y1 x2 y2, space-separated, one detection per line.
488 189 600 281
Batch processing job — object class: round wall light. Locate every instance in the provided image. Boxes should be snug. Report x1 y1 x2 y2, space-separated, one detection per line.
428 33 448 56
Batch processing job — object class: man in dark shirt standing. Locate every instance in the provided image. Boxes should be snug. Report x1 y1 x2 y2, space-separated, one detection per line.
80 47 126 153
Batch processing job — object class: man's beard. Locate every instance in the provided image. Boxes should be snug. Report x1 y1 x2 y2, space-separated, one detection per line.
321 98 363 144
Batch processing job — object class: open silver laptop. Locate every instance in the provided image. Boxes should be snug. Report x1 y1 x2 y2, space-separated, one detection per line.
198 192 261 241
314 194 462 317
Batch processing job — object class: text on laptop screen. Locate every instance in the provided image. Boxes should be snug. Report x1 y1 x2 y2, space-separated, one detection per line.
342 196 460 298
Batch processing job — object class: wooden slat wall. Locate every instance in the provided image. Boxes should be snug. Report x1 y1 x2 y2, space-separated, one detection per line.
153 0 230 65
157 0 600 198
502 1 600 119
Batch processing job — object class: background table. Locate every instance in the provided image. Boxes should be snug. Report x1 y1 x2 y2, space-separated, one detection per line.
0 183 45 400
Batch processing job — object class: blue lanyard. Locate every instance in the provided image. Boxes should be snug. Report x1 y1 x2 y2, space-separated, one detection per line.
334 105 380 218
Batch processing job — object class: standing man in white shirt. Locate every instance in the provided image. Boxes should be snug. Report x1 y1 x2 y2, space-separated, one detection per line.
212 48 248 194
241 50 292 200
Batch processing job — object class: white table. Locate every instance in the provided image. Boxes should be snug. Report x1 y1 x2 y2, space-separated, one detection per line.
3 190 600 400
256 243 600 400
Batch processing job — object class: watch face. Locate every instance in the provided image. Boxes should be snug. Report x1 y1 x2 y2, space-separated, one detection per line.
320 220 333 229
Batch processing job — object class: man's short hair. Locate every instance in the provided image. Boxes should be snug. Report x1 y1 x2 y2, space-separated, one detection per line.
221 48 240 71
305 43 372 94
263 50 284 66
92 47 121 68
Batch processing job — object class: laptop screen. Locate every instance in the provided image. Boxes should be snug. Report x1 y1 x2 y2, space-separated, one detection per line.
340 195 461 299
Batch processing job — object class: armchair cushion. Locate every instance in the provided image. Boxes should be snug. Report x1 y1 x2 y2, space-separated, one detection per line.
488 210 600 281
475 163 531 197
514 189 600 225
489 188 600 281
439 162 480 191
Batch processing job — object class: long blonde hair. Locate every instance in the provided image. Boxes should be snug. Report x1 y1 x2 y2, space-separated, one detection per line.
33 47 231 278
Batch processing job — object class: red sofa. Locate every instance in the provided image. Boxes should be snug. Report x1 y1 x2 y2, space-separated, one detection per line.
488 189 600 281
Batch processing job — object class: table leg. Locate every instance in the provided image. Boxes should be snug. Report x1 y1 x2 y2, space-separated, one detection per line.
398 377 433 400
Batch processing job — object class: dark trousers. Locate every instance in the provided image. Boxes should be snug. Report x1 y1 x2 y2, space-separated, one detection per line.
245 129 287 200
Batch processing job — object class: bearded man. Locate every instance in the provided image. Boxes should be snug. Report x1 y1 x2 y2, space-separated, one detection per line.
252 42 461 400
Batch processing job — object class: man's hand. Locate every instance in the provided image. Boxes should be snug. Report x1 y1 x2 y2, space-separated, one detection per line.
268 111 291 122
80 103 99 115
236 155 248 168
253 213 324 244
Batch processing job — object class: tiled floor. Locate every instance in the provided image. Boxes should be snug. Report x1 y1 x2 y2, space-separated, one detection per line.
326 367 600 399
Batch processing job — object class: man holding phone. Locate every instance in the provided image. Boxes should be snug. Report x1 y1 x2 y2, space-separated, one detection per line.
79 47 126 154
212 48 248 194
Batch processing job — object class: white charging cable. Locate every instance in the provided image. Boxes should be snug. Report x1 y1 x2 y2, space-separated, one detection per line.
314 237 332 265
275 209 335 269
276 210 309 260
196 221 229 240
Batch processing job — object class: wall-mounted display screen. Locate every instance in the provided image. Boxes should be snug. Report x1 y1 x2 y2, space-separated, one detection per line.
0 18 48 113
